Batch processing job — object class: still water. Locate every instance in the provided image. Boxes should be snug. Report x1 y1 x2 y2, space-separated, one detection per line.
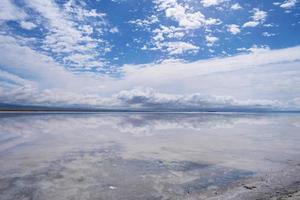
0 113 300 200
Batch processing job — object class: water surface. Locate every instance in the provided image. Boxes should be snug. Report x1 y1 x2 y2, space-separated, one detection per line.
0 113 300 199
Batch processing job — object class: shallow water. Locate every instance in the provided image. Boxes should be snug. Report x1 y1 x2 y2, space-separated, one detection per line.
0 113 300 200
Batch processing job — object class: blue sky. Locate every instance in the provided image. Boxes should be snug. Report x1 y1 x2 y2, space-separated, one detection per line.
0 0 300 110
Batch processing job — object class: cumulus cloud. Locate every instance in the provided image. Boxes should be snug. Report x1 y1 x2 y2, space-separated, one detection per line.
262 32 276 37
227 24 240 35
201 0 225 7
114 88 284 111
128 15 159 29
163 41 199 55
20 21 37 30
155 0 221 29
152 25 185 41
243 8 267 28
206 35 219 46
231 3 242 10
0 85 112 107
150 25 200 55
280 0 297 9
242 21 259 28
109 27 119 33
129 0 223 56
156 0 206 29
251 9 267 22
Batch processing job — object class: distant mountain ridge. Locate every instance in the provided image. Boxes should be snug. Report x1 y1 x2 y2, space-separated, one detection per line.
1 103 300 113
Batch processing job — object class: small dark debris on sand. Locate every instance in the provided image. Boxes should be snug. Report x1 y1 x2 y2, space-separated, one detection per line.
243 185 257 190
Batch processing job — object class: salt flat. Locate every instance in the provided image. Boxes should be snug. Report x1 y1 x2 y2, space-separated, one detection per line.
0 113 299 200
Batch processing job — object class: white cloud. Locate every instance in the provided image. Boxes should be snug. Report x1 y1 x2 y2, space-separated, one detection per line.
164 3 206 29
164 42 199 55
230 3 242 10
206 35 219 46
251 8 267 22
20 21 37 30
153 25 185 40
0 35 109 93
79 25 94 35
141 45 148 50
263 23 275 27
150 26 195 54
205 18 222 25
242 8 267 28
227 24 240 35
1 85 299 111
128 15 159 29
247 45 270 53
0 70 35 87
119 46 300 103
0 0 26 21
155 0 220 30
242 21 259 27
109 27 119 33
0 85 113 107
113 88 284 110
201 0 225 7
23 0 110 70
237 45 270 54
1 34 300 110
137 0 222 55
262 32 276 37
280 0 297 9
151 36 199 55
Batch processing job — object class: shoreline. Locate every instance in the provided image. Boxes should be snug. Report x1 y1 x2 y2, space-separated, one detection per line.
205 162 300 200
1 110 300 114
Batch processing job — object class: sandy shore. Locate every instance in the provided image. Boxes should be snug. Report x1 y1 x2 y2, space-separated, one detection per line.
203 161 300 200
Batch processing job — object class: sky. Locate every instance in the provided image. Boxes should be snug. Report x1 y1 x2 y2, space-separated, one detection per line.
0 0 300 110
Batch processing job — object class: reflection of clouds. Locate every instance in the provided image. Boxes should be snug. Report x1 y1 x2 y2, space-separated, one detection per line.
0 113 300 174
0 113 298 156
0 113 299 152
0 113 295 139
0 143 253 200
0 113 271 138
112 113 264 135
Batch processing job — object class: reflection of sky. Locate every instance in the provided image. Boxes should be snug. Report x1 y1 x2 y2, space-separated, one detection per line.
1 113 300 169
0 113 300 199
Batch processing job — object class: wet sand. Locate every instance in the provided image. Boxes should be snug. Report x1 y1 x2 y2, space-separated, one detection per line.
0 113 299 199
